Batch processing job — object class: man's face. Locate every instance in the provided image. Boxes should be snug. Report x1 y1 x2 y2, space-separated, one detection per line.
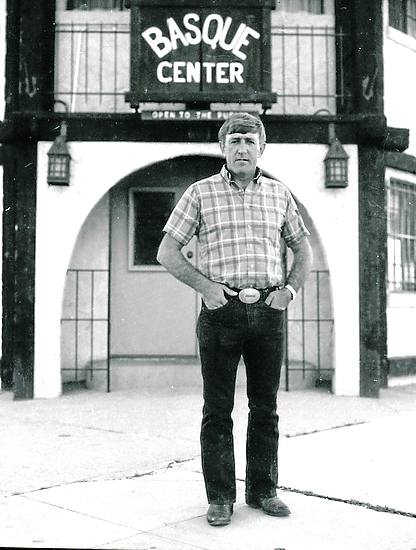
220 132 265 181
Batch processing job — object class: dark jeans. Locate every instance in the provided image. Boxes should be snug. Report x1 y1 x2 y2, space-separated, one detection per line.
196 298 284 504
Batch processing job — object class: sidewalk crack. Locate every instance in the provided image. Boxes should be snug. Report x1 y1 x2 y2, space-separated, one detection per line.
278 485 416 518
285 420 369 438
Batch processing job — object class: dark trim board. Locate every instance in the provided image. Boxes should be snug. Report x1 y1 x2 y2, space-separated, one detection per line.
388 357 416 377
0 112 409 151
385 152 416 175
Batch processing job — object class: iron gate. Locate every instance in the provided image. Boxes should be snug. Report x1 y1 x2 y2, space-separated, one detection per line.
61 268 333 392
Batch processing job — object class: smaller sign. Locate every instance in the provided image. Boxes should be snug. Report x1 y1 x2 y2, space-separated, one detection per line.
141 110 257 121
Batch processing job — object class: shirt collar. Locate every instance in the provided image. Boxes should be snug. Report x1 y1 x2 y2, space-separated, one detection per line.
221 165 262 188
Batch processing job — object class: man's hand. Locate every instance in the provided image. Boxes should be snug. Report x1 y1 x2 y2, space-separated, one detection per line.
265 288 292 310
202 282 238 310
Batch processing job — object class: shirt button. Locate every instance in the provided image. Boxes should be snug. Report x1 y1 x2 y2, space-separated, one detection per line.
247 224 251 229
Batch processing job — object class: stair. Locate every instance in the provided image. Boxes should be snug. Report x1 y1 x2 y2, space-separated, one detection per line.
84 357 328 391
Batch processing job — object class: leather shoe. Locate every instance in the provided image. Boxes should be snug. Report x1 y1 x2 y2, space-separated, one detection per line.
246 495 290 517
206 503 233 526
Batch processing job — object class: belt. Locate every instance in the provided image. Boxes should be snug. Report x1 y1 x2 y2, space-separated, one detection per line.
227 286 277 304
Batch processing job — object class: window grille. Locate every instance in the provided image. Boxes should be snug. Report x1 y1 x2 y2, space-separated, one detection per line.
389 0 416 38
276 0 324 14
66 0 125 9
387 179 416 292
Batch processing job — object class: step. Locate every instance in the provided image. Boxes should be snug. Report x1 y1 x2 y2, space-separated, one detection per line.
84 357 326 392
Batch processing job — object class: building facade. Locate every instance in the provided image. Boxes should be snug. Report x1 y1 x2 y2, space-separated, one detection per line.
0 0 413 399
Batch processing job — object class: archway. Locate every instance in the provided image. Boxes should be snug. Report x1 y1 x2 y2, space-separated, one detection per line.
60 155 333 390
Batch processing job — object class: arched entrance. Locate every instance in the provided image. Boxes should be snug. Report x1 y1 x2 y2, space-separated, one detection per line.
60 155 333 391
110 155 222 359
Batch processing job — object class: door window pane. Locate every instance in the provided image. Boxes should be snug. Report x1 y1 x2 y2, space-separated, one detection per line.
132 191 175 266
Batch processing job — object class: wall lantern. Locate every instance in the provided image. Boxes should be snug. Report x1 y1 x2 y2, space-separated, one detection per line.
47 121 71 185
324 123 349 188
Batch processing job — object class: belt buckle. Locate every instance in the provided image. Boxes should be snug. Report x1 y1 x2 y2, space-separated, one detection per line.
238 288 260 304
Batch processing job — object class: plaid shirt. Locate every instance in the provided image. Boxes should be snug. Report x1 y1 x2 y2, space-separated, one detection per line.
163 165 310 288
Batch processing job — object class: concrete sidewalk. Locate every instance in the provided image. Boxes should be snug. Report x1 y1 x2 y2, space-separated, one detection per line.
1 383 416 549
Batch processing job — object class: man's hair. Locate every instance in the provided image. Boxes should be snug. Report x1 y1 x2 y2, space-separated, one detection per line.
218 112 266 145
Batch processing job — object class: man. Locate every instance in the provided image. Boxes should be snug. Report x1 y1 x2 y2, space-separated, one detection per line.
157 113 313 526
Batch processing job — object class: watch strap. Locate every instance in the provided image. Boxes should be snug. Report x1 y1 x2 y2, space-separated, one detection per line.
284 284 297 300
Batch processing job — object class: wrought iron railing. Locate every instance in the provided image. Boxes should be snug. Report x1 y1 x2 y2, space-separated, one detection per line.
61 268 110 390
54 22 348 115
61 266 333 392
270 25 344 115
284 269 334 390
54 22 130 113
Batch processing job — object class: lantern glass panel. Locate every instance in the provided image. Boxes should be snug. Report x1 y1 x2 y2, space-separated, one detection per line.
48 154 70 183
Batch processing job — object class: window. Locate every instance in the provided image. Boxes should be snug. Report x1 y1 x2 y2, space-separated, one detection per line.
276 0 324 14
66 0 125 10
387 179 416 292
389 0 416 38
130 190 175 267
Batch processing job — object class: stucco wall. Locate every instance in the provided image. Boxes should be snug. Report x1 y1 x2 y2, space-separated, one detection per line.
36 140 359 398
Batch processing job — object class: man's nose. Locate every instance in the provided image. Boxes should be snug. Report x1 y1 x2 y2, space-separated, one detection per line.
237 140 248 152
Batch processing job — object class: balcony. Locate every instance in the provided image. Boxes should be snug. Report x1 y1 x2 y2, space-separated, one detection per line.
54 10 347 115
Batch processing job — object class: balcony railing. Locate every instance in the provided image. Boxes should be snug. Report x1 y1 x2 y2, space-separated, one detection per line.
54 22 347 115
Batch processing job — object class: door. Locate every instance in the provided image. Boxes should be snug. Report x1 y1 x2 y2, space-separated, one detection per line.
109 156 223 357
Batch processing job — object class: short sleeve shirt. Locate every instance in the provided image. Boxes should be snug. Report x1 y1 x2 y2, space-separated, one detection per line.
163 166 310 288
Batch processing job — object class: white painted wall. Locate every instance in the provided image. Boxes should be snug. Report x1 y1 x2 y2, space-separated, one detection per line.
261 144 360 396
385 167 416 358
383 2 416 156
35 140 359 398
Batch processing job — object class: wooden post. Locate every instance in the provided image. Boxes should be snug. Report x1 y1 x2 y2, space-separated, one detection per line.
335 0 384 115
2 144 37 399
358 145 387 397
1 1 56 397
336 0 387 396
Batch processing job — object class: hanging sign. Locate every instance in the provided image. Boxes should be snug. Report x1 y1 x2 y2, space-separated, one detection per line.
125 0 277 109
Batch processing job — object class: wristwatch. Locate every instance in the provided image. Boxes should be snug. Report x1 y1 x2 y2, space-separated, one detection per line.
284 284 297 301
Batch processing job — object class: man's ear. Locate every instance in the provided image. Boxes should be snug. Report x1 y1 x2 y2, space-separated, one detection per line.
258 141 266 157
219 140 225 155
